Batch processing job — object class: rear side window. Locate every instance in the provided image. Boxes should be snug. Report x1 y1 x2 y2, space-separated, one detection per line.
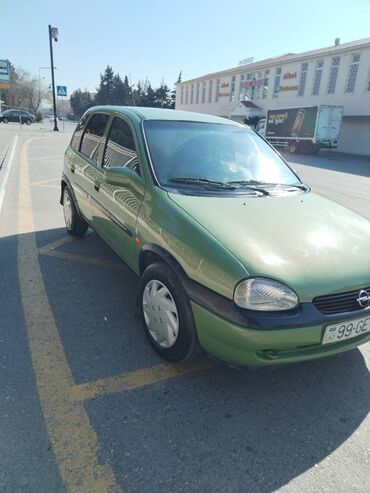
79 113 109 163
70 114 88 151
103 117 140 174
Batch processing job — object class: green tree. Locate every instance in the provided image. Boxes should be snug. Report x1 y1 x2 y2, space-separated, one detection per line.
95 66 115 105
70 89 94 119
155 82 172 108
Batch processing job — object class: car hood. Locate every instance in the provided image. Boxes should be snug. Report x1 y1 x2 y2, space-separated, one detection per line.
168 191 370 301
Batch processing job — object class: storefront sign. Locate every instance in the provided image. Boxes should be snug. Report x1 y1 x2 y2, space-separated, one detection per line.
283 72 297 80
279 85 298 92
218 91 230 98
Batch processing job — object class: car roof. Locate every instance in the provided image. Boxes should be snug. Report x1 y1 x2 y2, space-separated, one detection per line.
88 105 243 127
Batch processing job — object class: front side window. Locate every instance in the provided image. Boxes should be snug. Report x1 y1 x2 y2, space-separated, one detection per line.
143 121 300 194
103 117 140 174
346 53 361 93
79 113 109 163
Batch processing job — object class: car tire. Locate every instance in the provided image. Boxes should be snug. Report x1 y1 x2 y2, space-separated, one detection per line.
26 119 32 125
62 186 88 236
3 118 8 124
138 262 203 363
289 142 299 154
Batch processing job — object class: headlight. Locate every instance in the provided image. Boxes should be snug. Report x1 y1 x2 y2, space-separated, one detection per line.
234 277 298 311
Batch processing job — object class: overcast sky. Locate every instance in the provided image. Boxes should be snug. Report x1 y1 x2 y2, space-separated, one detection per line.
1 0 370 95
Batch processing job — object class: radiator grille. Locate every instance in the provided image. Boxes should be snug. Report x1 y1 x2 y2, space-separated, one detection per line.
313 287 370 315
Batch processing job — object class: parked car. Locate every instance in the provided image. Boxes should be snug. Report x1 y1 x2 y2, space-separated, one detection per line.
61 106 370 366
0 109 35 125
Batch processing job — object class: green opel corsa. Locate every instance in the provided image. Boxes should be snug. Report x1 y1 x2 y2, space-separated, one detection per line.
61 106 370 366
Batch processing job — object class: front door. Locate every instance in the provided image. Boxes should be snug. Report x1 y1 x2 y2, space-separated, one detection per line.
90 115 145 271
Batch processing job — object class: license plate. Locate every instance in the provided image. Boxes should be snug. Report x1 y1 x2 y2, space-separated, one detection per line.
322 314 370 345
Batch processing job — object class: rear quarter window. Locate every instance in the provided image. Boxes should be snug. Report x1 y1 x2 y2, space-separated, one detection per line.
70 114 89 151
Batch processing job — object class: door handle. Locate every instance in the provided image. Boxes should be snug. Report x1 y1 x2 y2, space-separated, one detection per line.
94 180 100 192
71 164 75 173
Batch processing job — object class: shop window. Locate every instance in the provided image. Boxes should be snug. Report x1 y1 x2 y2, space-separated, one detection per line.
208 80 213 102
273 68 281 98
298 63 308 96
312 60 324 96
346 53 361 93
215 79 220 102
327 56 340 94
202 82 206 103
262 70 269 99
196 83 200 104
230 76 236 101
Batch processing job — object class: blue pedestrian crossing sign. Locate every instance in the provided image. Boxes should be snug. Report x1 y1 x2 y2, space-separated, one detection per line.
57 85 67 97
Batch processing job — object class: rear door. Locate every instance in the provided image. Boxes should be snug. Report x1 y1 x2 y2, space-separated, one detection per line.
91 115 145 270
69 112 110 222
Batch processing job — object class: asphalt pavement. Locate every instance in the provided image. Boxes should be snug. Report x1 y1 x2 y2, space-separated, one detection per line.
0 123 369 493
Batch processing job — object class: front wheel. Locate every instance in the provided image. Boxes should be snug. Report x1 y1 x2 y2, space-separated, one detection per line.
3 118 8 124
62 186 88 236
138 262 203 362
26 119 32 125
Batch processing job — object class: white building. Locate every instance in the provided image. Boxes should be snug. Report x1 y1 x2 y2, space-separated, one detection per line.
175 37 370 155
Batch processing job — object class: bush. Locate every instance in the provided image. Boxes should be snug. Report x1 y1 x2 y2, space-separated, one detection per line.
35 111 43 122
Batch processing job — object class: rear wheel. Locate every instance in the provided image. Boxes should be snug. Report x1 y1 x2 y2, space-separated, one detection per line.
138 262 203 362
289 142 299 154
62 186 88 236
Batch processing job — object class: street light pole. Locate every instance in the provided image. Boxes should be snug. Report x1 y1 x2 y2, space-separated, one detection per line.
48 24 59 131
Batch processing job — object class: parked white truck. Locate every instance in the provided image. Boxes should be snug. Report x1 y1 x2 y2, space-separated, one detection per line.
255 105 344 154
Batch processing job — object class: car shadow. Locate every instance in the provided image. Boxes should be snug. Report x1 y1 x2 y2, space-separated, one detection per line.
282 149 370 178
4 226 369 492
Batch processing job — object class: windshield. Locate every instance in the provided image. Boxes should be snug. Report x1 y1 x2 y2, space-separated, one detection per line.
143 120 301 192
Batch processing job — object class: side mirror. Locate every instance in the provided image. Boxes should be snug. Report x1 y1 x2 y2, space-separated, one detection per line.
103 166 145 194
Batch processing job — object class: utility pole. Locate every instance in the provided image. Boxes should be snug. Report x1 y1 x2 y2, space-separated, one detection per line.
48 25 59 131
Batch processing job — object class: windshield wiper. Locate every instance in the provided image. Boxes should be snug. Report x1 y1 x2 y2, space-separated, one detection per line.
226 180 270 195
169 177 236 190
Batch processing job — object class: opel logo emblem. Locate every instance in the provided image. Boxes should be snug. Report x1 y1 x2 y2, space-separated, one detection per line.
357 289 370 308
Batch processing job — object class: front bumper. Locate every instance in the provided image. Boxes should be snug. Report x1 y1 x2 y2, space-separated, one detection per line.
191 301 370 367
